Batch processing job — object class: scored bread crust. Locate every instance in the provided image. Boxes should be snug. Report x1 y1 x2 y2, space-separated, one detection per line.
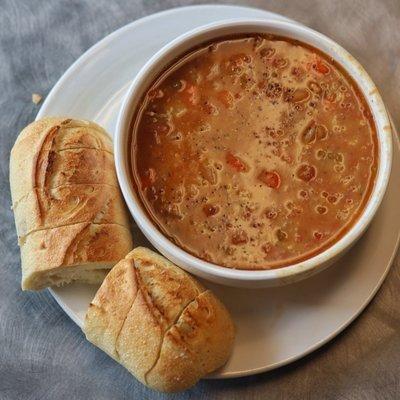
83 258 138 359
145 290 235 391
21 223 133 290
10 117 115 205
13 184 130 240
10 118 133 290
10 146 117 205
84 247 235 393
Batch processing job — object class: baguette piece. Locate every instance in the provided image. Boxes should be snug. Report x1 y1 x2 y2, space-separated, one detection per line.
20 223 133 290
10 118 133 290
84 247 235 393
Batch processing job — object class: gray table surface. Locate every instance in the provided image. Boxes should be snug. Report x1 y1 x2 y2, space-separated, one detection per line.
1 0 399 399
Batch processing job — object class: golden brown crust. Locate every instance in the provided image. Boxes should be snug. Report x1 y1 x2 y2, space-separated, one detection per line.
13 184 130 239
85 258 138 359
115 282 166 382
145 290 235 392
21 223 133 290
10 118 114 204
84 247 235 392
10 147 117 205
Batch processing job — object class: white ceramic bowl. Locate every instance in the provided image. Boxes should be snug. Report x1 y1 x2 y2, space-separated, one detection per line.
115 19 392 288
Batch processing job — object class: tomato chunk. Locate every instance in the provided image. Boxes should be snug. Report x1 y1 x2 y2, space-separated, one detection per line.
313 231 323 240
226 152 247 172
313 59 330 74
258 170 281 189
203 204 219 216
296 164 316 182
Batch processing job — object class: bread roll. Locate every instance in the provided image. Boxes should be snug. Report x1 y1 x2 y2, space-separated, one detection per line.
84 247 235 392
10 118 133 290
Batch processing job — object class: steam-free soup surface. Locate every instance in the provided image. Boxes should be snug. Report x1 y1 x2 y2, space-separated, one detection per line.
133 34 377 270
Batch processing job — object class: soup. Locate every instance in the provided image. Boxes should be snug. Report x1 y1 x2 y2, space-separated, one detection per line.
131 34 378 270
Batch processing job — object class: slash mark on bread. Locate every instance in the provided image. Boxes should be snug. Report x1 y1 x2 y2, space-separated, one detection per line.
114 260 140 359
18 220 130 245
143 291 207 384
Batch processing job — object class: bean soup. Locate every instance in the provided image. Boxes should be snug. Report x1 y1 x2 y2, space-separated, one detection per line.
131 34 378 270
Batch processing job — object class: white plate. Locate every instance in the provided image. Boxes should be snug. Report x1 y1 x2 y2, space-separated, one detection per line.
37 5 400 378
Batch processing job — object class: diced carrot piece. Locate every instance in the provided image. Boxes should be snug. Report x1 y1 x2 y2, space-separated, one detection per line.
296 164 316 182
313 231 323 240
226 152 247 172
313 59 330 74
203 204 219 216
258 170 281 189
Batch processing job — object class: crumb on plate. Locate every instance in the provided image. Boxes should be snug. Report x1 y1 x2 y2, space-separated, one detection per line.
32 93 42 104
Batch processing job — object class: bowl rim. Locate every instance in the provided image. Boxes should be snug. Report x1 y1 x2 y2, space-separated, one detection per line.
115 18 393 284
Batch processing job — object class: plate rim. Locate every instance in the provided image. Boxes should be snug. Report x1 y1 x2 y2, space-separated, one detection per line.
36 4 400 379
